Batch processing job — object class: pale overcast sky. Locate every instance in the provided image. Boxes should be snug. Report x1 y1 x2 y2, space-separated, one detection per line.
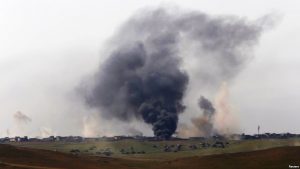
0 0 299 137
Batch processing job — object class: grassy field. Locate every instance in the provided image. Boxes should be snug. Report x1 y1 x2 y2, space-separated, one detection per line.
1 143 300 169
8 138 300 160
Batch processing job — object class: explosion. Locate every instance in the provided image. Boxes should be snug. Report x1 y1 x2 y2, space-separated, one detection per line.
81 8 271 139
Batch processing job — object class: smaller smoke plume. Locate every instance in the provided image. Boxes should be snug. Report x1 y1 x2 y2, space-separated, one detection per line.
13 111 32 124
192 96 216 137
213 82 239 135
10 111 32 137
82 115 102 137
40 127 56 138
177 96 216 137
199 96 215 117
178 83 238 137
128 127 143 136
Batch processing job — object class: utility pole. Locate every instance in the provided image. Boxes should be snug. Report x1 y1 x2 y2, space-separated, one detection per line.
258 125 260 135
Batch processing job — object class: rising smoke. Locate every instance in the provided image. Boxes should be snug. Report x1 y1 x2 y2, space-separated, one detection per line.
13 111 32 124
85 42 188 139
181 83 238 138
213 82 239 135
191 96 216 137
82 8 272 139
40 127 56 138
11 111 32 136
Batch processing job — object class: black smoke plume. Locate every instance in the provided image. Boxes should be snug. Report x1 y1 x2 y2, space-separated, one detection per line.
82 8 269 139
85 41 188 139
198 96 215 117
191 96 216 137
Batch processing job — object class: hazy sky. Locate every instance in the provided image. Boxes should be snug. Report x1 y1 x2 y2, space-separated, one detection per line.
1 0 300 137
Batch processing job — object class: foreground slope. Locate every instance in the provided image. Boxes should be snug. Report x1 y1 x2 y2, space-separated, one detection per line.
155 146 300 169
0 144 125 169
0 144 300 169
10 138 300 159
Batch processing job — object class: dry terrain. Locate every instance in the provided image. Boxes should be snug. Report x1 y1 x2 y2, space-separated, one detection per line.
1 143 300 169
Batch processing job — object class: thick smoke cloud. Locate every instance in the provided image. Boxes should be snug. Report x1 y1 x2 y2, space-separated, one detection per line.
85 42 188 139
82 8 267 139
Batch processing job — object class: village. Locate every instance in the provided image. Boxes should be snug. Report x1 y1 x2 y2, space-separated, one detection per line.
1 132 299 143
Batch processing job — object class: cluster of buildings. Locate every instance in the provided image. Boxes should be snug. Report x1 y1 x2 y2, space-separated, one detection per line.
240 133 300 140
190 133 300 141
0 136 84 143
0 135 182 143
0 136 29 142
0 132 299 143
